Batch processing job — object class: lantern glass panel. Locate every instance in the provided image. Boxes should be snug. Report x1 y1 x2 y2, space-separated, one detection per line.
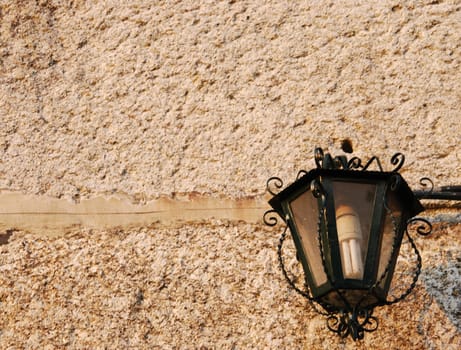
376 192 402 289
332 181 377 280
290 191 328 287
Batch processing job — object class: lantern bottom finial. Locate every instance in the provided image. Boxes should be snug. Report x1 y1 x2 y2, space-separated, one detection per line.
327 308 378 340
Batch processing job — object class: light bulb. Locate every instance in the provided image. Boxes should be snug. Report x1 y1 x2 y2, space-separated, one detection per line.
336 205 364 279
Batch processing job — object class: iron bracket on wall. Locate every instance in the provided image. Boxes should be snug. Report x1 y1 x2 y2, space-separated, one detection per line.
413 178 461 201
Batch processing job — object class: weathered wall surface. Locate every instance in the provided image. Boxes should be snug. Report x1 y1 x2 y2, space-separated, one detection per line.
0 223 460 349
0 0 460 201
0 0 460 349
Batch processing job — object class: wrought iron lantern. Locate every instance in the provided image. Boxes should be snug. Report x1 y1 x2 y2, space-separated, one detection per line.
263 147 460 340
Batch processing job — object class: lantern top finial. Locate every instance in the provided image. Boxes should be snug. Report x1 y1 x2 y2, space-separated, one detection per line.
314 147 405 173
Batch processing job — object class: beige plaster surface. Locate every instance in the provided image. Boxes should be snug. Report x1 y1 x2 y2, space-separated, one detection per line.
0 191 268 235
0 190 460 237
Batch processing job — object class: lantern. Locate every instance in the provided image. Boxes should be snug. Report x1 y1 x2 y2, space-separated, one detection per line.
264 148 432 340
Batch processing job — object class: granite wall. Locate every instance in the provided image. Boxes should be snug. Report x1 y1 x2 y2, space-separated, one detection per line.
0 1 460 348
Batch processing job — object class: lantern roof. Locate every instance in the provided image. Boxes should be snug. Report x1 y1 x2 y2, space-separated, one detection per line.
268 168 424 221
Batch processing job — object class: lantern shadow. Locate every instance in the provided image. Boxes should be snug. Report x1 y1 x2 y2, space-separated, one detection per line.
420 258 461 332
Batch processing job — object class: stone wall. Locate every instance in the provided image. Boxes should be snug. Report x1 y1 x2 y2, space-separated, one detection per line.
0 223 460 349
1 0 460 200
0 0 460 348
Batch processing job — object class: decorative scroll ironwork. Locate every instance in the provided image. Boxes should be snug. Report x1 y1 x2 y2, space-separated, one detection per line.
347 156 384 171
347 156 362 170
414 179 461 199
266 176 284 196
310 179 326 200
327 309 378 340
390 153 405 172
313 147 406 172
263 209 279 227
296 170 308 180
419 177 435 193
346 153 405 172
406 217 433 237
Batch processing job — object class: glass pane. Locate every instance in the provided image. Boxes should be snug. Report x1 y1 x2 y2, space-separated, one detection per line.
333 181 377 280
377 192 402 288
290 191 328 287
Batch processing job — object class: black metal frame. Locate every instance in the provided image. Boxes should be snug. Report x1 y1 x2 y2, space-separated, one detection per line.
414 178 461 200
264 147 458 340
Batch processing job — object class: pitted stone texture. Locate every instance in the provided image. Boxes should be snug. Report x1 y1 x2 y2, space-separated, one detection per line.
0 1 460 201
0 222 459 348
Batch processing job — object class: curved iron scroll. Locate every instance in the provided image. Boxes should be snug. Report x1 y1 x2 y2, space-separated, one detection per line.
263 210 279 227
346 153 405 172
312 147 407 172
390 153 405 172
347 156 383 171
406 217 432 237
297 170 308 180
266 176 284 196
327 309 378 341
419 177 435 193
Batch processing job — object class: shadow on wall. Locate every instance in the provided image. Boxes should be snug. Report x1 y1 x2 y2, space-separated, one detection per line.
421 258 461 333
0 229 14 245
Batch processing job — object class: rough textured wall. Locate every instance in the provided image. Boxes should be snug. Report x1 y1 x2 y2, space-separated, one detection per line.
0 0 460 201
0 223 460 349
0 0 460 349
